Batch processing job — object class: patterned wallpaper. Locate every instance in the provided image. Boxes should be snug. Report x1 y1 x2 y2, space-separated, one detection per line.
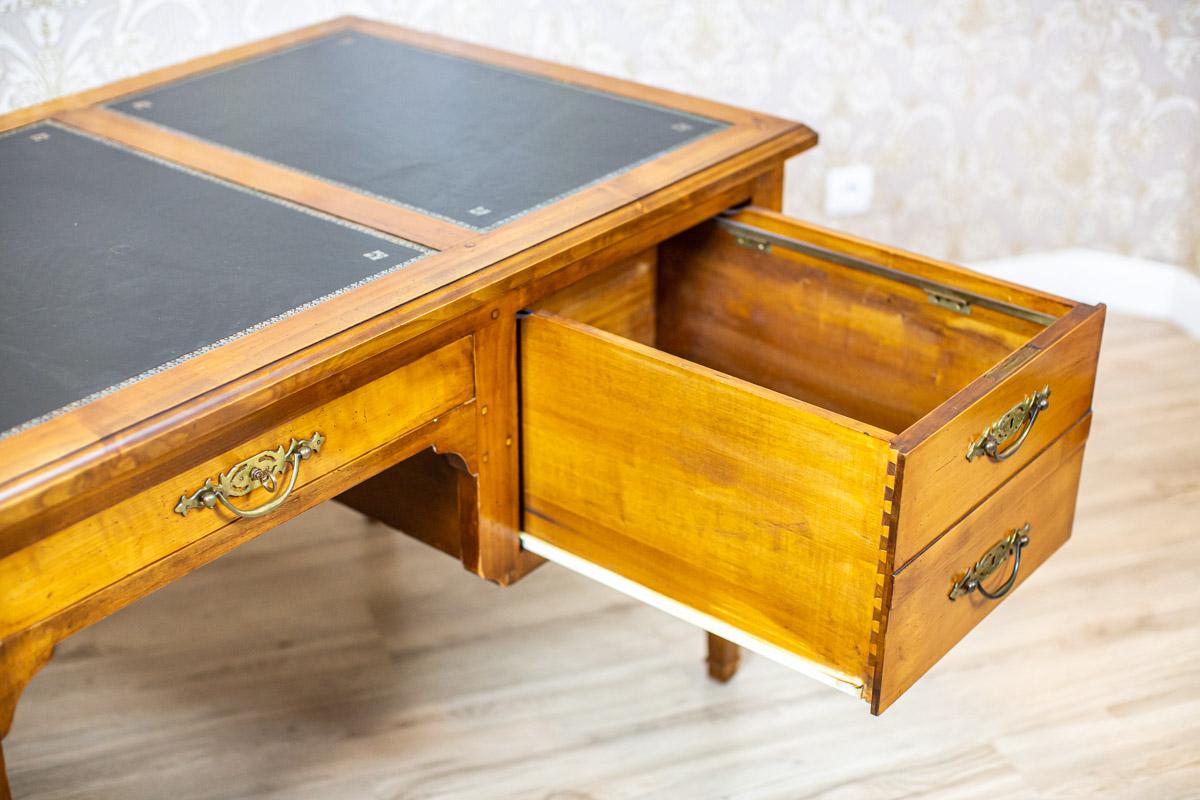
3 0 1198 272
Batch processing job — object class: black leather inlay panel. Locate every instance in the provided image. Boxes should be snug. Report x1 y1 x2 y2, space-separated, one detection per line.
107 32 726 229
0 123 427 437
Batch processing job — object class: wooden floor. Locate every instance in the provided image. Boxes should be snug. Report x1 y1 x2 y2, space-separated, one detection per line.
8 314 1200 799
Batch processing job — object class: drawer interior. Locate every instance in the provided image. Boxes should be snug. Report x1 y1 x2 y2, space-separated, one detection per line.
652 212 1067 435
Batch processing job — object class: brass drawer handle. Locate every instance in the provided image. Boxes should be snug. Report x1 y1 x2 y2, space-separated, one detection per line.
174 432 325 518
966 386 1051 462
948 523 1031 601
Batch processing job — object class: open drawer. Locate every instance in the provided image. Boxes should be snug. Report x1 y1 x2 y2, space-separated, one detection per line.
519 207 1105 713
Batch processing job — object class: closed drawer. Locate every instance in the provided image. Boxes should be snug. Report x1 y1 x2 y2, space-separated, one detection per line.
0 336 475 639
520 207 1103 711
876 414 1090 711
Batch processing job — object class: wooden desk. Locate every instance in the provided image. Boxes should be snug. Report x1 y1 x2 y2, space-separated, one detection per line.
0 17 1103 796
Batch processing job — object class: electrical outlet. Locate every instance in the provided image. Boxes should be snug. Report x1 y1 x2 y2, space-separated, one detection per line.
824 164 874 217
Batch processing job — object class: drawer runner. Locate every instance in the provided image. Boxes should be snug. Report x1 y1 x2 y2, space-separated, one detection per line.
519 532 864 697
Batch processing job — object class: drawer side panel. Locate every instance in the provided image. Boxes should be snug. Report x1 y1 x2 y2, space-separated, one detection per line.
521 312 893 685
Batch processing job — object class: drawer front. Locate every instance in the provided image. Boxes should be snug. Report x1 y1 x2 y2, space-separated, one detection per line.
894 304 1104 568
521 311 894 690
875 414 1091 712
0 337 475 639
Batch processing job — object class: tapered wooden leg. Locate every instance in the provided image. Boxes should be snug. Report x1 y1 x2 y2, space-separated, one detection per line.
706 633 740 682
1 631 58 799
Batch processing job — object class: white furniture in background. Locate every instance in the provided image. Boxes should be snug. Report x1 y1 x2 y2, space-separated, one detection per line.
974 249 1200 340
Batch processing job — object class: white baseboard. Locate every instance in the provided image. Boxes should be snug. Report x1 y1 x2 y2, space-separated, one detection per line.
970 249 1200 339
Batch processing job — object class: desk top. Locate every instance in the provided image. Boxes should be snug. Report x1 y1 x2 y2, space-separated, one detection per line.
1 25 726 438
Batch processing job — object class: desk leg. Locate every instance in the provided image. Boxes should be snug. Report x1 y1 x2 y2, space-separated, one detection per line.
471 311 541 585
1 631 57 799
706 633 740 682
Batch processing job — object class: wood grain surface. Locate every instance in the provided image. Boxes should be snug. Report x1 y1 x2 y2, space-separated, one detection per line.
657 219 1045 435
893 303 1106 568
521 311 894 685
730 207 1076 319
705 631 741 683
0 138 807 528
532 250 659 347
0 337 474 641
335 448 477 560
0 399 480 800
0 16 816 559
3 313 1192 799
0 16 1110 795
0 19 831 796
56 106 474 251
875 414 1092 712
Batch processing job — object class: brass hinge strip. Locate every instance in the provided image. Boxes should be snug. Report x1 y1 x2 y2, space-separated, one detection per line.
717 217 1057 327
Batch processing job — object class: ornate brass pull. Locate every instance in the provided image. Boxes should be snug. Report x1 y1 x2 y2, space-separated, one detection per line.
966 386 1050 462
948 523 1031 601
174 432 325 518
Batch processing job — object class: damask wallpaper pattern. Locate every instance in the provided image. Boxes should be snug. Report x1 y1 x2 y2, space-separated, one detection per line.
2 0 1198 272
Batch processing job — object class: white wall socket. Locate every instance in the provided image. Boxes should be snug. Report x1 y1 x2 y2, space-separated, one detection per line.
824 163 874 217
